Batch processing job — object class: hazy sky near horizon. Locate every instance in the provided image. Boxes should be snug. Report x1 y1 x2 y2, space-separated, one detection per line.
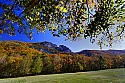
0 29 125 52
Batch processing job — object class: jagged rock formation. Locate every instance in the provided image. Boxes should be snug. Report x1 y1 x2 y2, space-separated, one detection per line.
56 45 71 53
31 41 72 54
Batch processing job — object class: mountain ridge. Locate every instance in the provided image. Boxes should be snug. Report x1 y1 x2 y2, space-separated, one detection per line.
1 40 125 56
31 41 72 54
76 50 125 56
30 41 125 56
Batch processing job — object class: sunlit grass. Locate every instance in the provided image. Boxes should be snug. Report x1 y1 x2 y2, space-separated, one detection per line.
0 68 125 83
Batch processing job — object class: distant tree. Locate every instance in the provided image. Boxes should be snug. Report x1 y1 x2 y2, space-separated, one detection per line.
19 53 32 76
42 56 55 74
113 56 122 68
51 54 62 73
99 56 107 69
120 54 125 67
31 55 43 75
0 0 125 48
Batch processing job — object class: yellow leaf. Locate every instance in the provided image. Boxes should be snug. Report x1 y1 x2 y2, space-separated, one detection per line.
43 14 46 16
59 7 67 13
36 12 40 15
59 7 63 11
79 0 82 2
60 1 64 4
30 17 33 21
62 8 67 13
55 6 58 8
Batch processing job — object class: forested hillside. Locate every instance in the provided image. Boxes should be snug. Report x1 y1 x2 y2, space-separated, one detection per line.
0 41 125 78
0 41 44 77
77 50 125 56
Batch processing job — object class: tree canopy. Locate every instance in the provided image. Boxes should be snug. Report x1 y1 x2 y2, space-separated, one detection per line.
0 0 125 48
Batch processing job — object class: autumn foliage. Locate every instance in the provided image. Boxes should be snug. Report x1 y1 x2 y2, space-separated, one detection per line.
0 41 125 78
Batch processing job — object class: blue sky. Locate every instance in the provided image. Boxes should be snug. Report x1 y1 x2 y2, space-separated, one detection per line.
0 0 125 52
0 29 125 52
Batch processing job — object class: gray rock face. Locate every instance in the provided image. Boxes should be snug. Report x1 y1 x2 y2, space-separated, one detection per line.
40 41 72 53
40 41 57 48
40 49 50 53
57 45 71 53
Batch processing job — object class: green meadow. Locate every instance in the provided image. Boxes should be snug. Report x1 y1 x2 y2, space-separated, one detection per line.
0 68 125 83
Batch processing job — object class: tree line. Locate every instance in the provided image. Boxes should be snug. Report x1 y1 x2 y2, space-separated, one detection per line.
0 41 125 78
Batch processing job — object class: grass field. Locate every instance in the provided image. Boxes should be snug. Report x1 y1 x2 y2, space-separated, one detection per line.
0 68 125 83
